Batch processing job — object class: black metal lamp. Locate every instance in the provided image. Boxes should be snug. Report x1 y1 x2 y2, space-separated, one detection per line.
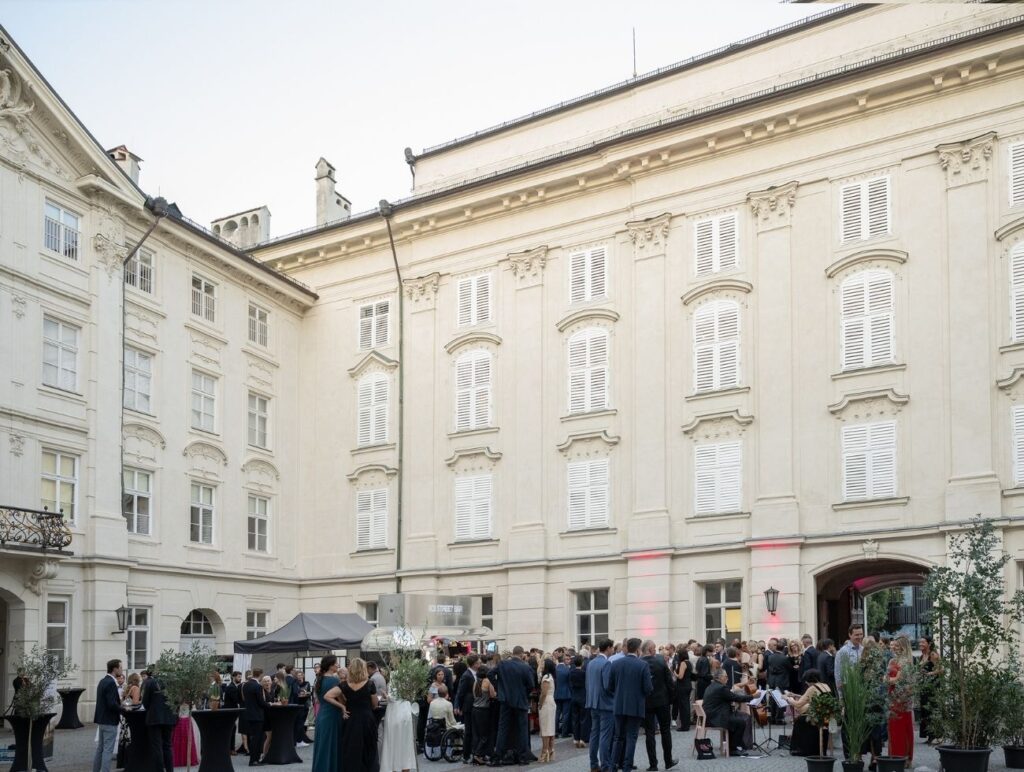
115 605 131 634
764 587 780 616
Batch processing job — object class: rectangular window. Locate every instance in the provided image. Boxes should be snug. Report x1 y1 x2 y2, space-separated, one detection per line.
567 328 609 413
569 246 607 304
1011 142 1024 207
125 248 154 294
246 610 268 640
455 350 492 431
358 301 390 349
248 303 269 347
247 494 269 552
694 441 742 515
125 607 149 670
481 595 494 630
575 589 609 647
457 275 492 327
567 458 610 530
694 213 739 276
693 300 740 392
703 581 742 644
247 392 269 448
357 374 389 446
124 347 153 413
189 482 214 544
454 474 492 541
840 176 890 243
46 599 69 659
842 421 897 501
44 201 80 260
41 449 77 521
122 468 152 535
191 274 216 322
42 316 79 392
1013 406 1024 486
190 370 216 432
840 270 895 370
361 602 379 628
356 488 388 550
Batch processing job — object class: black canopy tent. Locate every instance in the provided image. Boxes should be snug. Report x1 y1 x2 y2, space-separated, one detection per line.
233 612 373 653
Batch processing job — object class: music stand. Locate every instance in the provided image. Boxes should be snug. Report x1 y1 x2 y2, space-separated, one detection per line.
751 689 784 755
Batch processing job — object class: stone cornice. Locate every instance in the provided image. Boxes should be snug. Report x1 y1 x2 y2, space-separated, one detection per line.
403 272 441 304
935 131 996 188
504 245 548 280
347 463 399 482
444 331 503 355
681 278 753 306
747 181 798 232
997 366 1024 391
827 387 909 416
625 212 672 254
241 457 281 480
556 429 620 455
123 422 167 449
681 409 754 436
182 440 228 466
444 446 503 468
995 214 1024 243
825 248 908 278
556 308 620 332
348 351 399 378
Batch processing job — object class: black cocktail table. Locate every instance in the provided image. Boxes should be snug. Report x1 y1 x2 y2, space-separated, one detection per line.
193 708 242 772
262 704 304 764
120 709 154 771
55 688 85 729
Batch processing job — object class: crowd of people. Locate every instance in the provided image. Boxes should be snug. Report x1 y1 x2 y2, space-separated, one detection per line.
85 624 941 772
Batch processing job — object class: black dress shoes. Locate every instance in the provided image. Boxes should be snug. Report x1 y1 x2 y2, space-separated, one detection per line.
666 760 679 769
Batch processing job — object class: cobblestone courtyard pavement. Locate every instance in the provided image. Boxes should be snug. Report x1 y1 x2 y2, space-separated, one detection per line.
1 723 1012 772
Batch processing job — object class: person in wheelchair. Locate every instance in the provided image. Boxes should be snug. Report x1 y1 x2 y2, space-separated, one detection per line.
428 684 461 731
423 686 465 762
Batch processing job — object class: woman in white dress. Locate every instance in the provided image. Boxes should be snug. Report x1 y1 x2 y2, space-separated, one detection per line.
538 658 557 763
379 679 418 772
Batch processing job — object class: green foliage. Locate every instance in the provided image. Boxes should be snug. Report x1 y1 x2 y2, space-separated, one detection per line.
923 517 1024 749
807 690 841 757
155 643 220 711
8 645 76 719
839 653 887 762
387 650 429 703
866 589 901 635
999 677 1024 747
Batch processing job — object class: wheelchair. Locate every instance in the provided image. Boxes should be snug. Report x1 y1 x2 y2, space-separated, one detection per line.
423 717 465 762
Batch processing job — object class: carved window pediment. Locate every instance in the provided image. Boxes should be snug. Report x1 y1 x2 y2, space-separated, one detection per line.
828 388 909 420
681 410 754 440
445 446 501 474
681 279 752 307
445 331 502 356
124 422 166 464
183 440 227 480
556 308 619 334
348 351 399 379
825 248 908 279
242 458 280 493
347 463 398 489
556 429 619 460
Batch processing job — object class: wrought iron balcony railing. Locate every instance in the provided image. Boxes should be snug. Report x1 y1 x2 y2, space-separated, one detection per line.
0 506 73 552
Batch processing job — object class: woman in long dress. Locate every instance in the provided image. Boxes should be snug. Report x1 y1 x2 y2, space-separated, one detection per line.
339 658 380 772
312 655 345 772
784 669 832 756
380 666 418 772
886 638 915 764
538 658 557 763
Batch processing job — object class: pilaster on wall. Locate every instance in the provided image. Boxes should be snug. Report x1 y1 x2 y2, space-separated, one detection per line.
748 539 805 640
748 183 801 536
937 133 1002 519
506 565 546 646
627 213 672 549
624 550 673 643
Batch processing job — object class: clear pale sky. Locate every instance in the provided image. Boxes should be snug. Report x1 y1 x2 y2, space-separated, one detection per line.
1 1 826 238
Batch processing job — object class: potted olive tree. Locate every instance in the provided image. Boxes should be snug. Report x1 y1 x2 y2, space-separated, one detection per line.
4 645 76 772
156 643 221 772
924 518 1024 772
998 677 1024 769
839 653 887 772
806 689 842 772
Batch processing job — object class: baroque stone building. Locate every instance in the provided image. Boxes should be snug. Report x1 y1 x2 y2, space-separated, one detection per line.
2 3 1024 718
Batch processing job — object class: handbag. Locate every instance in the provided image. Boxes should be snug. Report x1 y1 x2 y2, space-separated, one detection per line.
694 737 716 760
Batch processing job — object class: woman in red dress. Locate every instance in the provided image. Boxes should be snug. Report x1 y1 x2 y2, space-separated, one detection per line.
886 637 915 763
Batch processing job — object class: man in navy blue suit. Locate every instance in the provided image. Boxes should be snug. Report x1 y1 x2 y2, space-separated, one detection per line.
493 646 536 766
92 658 122 772
586 638 616 772
606 638 653 772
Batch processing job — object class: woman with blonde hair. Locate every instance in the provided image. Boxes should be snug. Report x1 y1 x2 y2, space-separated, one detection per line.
340 657 380 772
887 637 915 764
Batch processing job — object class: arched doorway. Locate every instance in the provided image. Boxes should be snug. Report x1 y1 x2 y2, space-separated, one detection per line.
0 587 26 718
815 557 929 641
179 608 221 653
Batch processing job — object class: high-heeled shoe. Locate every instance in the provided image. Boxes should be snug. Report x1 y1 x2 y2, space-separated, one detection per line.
539 750 550 763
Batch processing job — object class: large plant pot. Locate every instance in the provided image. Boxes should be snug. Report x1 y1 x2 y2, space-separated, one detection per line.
7 713 56 772
877 756 906 772
842 761 866 772
1004 746 1024 770
937 746 993 772
807 756 837 772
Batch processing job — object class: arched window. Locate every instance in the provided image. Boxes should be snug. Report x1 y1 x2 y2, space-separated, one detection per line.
840 269 894 370
567 327 609 413
454 349 491 431
693 299 740 392
180 609 213 636
357 373 389 446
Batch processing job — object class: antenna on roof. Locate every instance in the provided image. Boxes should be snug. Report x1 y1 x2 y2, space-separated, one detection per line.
632 27 637 78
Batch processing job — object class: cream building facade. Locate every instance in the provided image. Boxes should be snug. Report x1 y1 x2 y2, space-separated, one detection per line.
2 3 1024 718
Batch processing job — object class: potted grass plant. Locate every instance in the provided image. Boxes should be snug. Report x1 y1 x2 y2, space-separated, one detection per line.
806 689 842 772
838 652 887 772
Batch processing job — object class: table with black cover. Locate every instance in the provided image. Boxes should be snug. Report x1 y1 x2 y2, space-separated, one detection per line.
119 708 154 771
55 688 85 729
192 708 243 772
262 704 304 765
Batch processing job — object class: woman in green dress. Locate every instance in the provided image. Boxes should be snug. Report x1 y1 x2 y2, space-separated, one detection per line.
313 655 347 772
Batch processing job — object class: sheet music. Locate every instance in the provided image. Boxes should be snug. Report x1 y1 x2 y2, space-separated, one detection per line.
749 690 766 707
771 688 786 706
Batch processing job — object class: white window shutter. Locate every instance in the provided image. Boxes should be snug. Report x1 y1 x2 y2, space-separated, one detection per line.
1012 245 1024 342
567 461 588 530
842 424 870 500
840 276 867 369
866 176 890 238
567 458 609 529
375 302 390 346
694 445 717 514
840 183 862 243
717 214 738 271
570 252 587 304
457 278 473 327
587 331 609 410
716 441 742 513
359 306 374 350
371 489 388 548
868 421 897 498
454 478 473 541
589 247 607 299
695 220 714 276
568 331 598 414
693 306 715 392
357 379 373 446
1013 405 1024 485
472 475 492 538
1011 143 1024 207
716 301 740 388
455 357 474 431
477 275 491 323
588 458 609 527
473 353 491 427
356 491 372 549
372 377 389 444
866 271 894 364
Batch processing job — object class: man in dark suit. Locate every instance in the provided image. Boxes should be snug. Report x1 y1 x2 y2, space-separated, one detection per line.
587 638 615 772
816 639 836 693
223 671 243 755
493 646 535 765
799 635 817 691
142 664 178 772
290 667 313 746
555 654 572 738
455 654 480 763
766 639 790 723
641 641 676 772
607 637 653 772
702 669 757 756
92 658 122 772
721 647 743 688
242 667 268 766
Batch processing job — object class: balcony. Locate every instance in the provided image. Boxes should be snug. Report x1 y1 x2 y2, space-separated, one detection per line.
0 506 73 552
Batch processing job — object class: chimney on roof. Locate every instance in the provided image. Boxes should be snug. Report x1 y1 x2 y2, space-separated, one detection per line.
315 157 351 227
108 145 142 185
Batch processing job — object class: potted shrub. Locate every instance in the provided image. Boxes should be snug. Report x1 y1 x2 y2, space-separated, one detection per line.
806 689 841 772
838 653 887 772
876 638 919 772
924 518 1024 772
156 643 221 772
380 631 430 764
3 645 76 772
998 677 1024 769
